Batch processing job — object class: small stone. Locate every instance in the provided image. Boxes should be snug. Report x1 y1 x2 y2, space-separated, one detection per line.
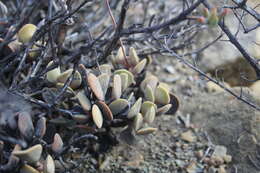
180 130 196 143
212 145 227 158
163 76 180 83
218 165 227 173
122 152 144 167
175 142 181 148
203 157 211 164
164 65 175 74
195 142 205 149
223 154 232 163
208 166 217 173
186 162 198 173
206 81 228 93
182 143 189 149
175 160 185 167
208 158 215 166
211 156 224 166
195 150 204 159
170 129 178 137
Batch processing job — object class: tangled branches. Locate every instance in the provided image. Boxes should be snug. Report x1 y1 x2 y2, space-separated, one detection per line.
0 0 259 172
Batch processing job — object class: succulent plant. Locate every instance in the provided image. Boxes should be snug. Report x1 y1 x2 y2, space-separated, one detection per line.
20 164 40 173
51 133 64 154
207 8 219 26
18 112 35 141
71 46 179 138
46 61 61 83
34 117 47 139
57 69 82 89
43 155 55 173
0 38 21 57
0 46 179 173
17 23 46 61
18 24 37 44
202 7 210 18
199 7 230 27
28 41 43 60
12 144 42 164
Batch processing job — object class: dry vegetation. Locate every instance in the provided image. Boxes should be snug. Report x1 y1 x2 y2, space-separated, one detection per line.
0 0 259 172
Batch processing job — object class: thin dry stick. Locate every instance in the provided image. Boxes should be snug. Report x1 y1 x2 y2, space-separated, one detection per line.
105 0 129 66
163 40 260 111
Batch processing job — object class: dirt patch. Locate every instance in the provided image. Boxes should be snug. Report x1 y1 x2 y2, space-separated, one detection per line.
208 58 257 87
183 90 259 173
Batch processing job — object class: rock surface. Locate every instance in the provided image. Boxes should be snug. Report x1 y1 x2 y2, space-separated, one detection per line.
196 0 260 87
180 130 197 143
182 90 259 173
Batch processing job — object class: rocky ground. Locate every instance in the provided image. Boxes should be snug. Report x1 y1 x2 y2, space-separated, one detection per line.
0 1 259 173
71 54 260 173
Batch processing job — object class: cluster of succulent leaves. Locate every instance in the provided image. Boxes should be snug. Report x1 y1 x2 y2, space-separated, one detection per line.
0 24 179 173
198 7 229 27
45 45 179 137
